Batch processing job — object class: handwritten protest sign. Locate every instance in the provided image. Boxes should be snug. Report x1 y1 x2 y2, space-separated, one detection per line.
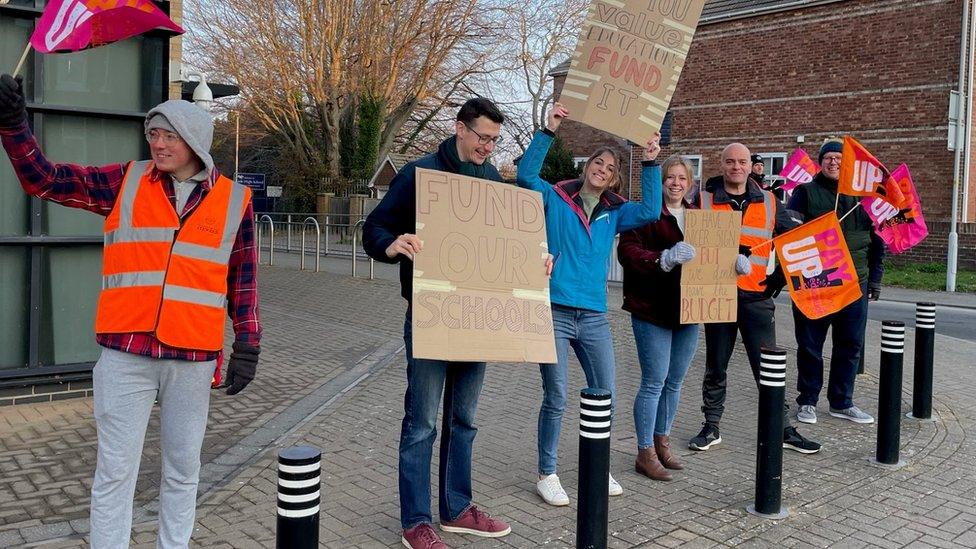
559 0 707 143
412 168 556 363
860 163 928 254
774 212 862 320
680 210 741 324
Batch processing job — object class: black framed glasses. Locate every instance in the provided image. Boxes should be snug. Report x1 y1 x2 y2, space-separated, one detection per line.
463 122 503 145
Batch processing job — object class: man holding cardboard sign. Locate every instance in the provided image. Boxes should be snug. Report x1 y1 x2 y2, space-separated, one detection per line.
689 143 821 455
364 98 525 549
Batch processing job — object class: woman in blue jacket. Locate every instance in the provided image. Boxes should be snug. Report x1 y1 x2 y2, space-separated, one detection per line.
519 103 662 506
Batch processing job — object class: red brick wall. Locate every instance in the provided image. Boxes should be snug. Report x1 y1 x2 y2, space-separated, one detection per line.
554 0 975 266
890 221 976 269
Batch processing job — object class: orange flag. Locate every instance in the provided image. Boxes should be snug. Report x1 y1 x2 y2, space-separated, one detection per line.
774 212 862 320
838 136 909 209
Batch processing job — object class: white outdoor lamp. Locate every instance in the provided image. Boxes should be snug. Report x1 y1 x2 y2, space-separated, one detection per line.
188 72 213 112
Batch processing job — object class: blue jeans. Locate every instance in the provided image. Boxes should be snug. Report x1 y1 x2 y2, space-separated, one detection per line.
400 309 485 529
538 304 616 475
794 281 869 409
631 317 700 448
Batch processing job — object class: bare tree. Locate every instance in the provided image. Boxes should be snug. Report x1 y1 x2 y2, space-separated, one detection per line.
185 0 504 186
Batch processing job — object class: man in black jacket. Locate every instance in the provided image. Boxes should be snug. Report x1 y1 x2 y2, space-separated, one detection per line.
363 98 512 549
688 142 820 456
787 138 885 426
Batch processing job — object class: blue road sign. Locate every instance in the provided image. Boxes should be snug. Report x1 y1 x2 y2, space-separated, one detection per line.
237 173 267 191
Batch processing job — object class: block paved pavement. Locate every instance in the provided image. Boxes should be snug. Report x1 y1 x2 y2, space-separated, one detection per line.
3 258 976 548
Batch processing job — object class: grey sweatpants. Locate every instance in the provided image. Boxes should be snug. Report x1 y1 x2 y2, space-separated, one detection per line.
90 348 215 549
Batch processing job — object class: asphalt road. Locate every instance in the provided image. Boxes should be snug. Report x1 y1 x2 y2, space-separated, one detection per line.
775 294 976 342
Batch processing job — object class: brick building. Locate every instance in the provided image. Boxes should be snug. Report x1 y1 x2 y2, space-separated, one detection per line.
550 0 976 267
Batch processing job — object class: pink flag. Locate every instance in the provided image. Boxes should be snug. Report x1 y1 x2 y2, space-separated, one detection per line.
779 148 820 191
860 163 928 254
31 0 183 54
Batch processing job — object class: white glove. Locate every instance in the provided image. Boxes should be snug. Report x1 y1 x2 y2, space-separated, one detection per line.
659 242 696 272
735 254 753 276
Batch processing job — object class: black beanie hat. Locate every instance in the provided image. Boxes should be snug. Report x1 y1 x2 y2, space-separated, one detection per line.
819 138 843 163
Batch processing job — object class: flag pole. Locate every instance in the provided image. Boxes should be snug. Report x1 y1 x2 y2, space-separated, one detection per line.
12 43 31 77
833 190 840 213
748 203 861 252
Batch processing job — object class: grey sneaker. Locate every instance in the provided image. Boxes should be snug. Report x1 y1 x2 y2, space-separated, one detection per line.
796 405 817 424
829 405 874 424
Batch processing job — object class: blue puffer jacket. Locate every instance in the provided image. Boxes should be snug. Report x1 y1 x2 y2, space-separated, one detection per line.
517 130 662 313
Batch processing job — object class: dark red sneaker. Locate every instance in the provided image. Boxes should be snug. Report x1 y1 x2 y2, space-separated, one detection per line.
440 506 511 538
402 523 448 549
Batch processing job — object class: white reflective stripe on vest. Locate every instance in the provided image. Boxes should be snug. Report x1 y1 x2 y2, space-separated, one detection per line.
221 183 248 250
103 271 167 290
750 255 769 266
171 241 232 265
761 191 774 232
105 227 176 245
701 191 713 208
741 226 773 239
163 285 227 308
117 160 153 228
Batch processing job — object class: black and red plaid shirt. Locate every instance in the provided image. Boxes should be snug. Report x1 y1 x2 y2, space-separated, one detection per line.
1 120 261 361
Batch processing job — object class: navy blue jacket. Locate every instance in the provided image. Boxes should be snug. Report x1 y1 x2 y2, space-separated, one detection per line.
362 140 502 301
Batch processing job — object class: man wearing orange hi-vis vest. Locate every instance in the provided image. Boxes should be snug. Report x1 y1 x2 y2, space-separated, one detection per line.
688 142 821 455
0 73 262 547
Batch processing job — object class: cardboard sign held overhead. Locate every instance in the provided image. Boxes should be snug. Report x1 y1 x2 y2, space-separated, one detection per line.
680 210 741 324
412 168 556 364
559 0 707 144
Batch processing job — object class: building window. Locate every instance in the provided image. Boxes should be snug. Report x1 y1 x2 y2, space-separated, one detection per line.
757 152 787 181
682 155 703 182
573 156 588 171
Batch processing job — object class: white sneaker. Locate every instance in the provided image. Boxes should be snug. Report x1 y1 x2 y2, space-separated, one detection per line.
536 474 569 506
608 473 623 496
829 405 874 424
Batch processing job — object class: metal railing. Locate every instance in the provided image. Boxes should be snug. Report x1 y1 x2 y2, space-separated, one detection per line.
351 219 374 280
254 212 373 277
300 216 321 272
257 214 275 266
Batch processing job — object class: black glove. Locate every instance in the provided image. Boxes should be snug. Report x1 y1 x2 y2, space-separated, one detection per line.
223 341 259 395
0 74 26 129
867 282 881 302
760 268 787 299
738 244 752 257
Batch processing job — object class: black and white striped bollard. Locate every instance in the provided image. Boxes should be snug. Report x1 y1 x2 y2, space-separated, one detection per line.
276 446 321 548
872 321 906 469
908 303 936 421
747 347 789 519
576 388 611 549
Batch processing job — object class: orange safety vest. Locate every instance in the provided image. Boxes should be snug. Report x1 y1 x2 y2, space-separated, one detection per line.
95 161 251 351
701 189 775 292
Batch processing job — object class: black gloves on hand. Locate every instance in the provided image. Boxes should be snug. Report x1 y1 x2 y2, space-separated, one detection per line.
0 74 26 129
760 268 787 299
224 341 259 396
867 282 881 301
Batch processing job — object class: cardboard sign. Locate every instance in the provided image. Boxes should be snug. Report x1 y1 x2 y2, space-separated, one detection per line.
412 168 556 363
559 0 707 144
680 210 741 324
860 163 928 254
774 212 862 320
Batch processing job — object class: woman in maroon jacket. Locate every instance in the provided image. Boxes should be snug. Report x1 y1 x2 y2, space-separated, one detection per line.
617 155 700 481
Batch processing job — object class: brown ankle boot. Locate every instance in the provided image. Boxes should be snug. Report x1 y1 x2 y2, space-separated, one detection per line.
635 447 672 481
655 434 684 470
